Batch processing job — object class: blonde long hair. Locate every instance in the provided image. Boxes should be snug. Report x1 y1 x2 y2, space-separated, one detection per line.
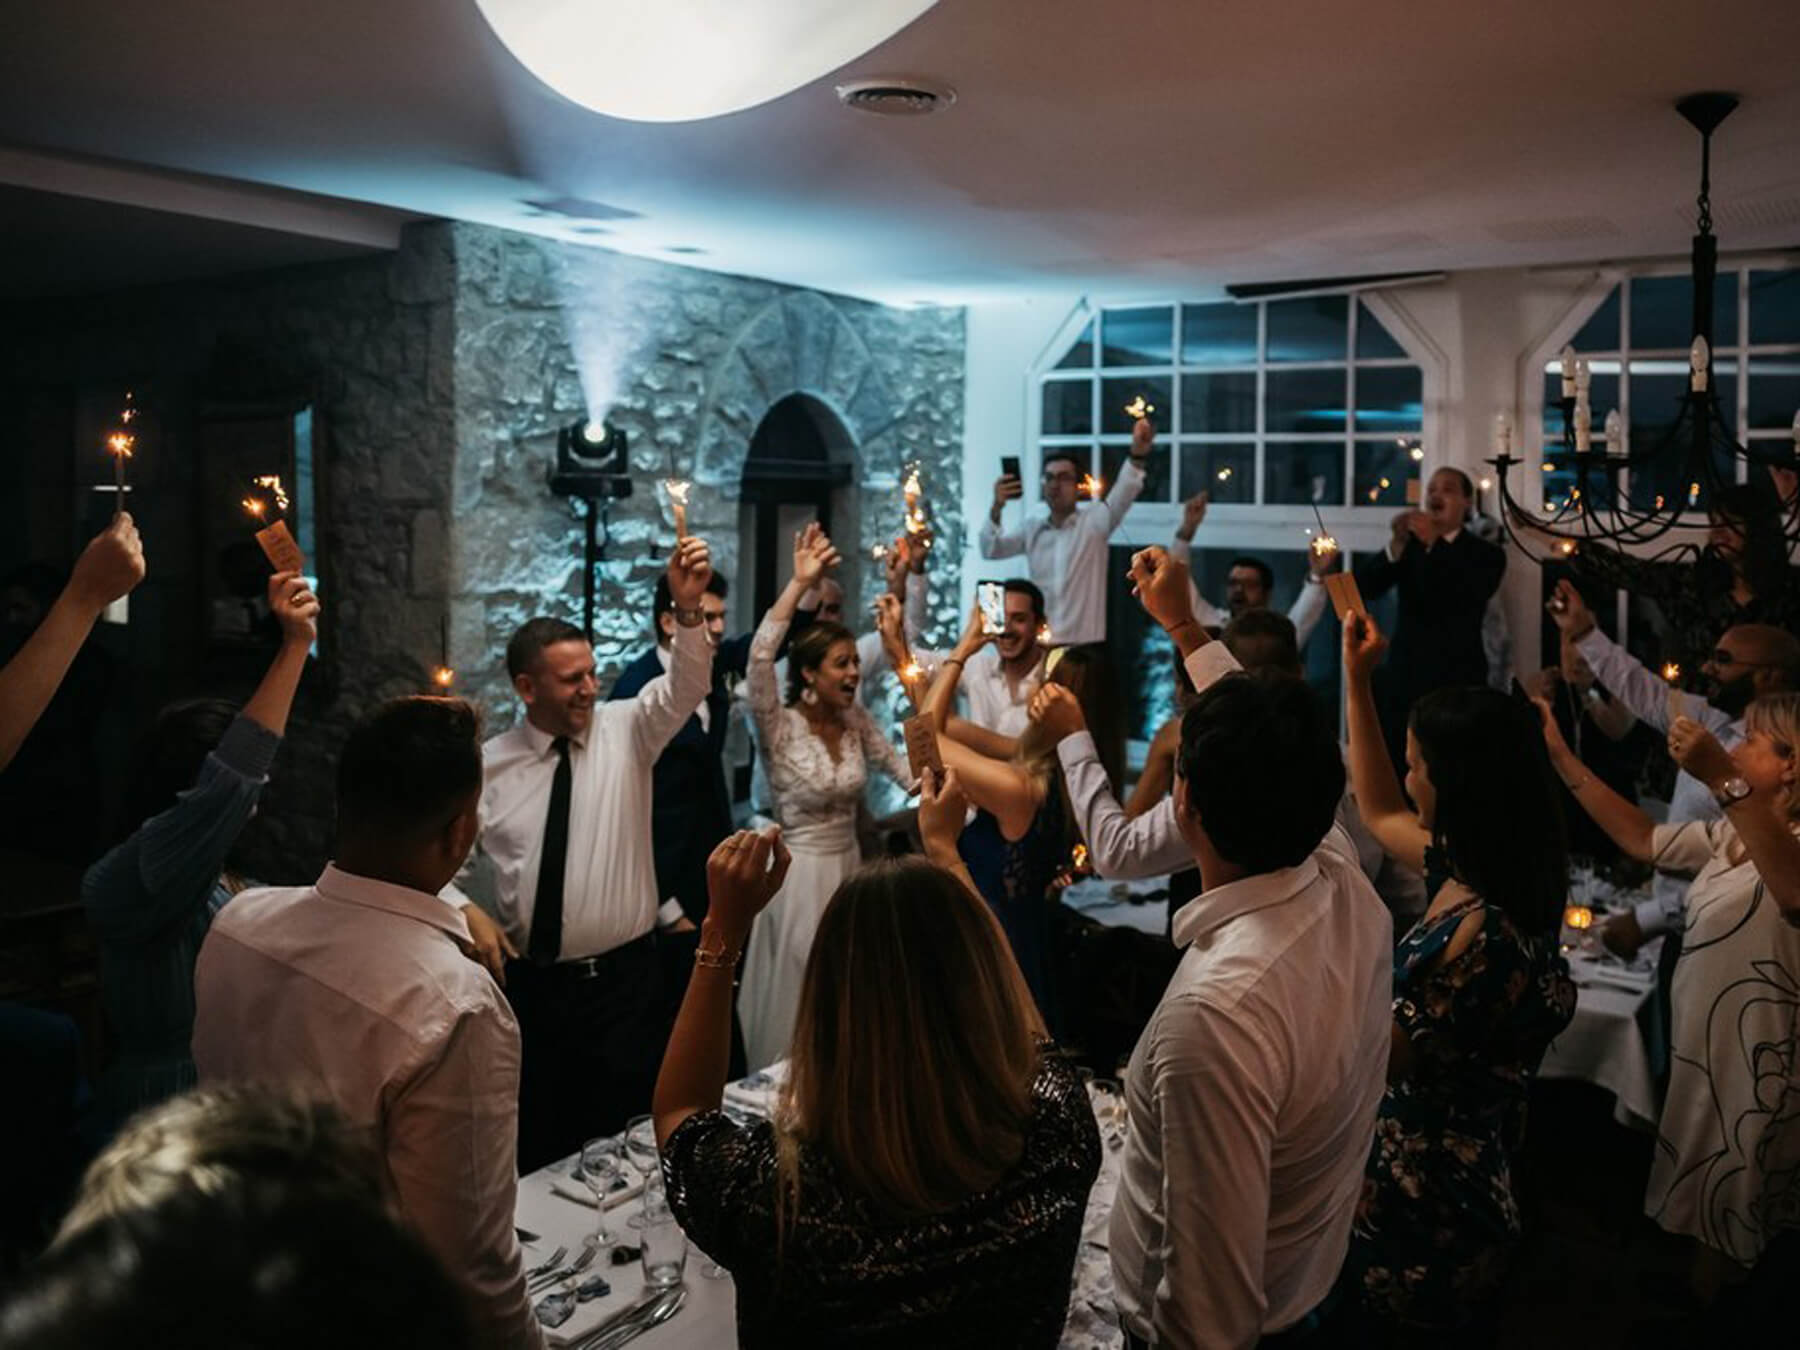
774 856 1046 1222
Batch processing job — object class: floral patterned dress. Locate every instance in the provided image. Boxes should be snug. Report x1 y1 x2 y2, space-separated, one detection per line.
1348 893 1575 1329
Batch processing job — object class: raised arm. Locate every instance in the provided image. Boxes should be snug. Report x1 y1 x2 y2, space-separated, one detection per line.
1343 614 1431 873
1669 716 1800 922
1553 579 1731 736
1532 694 1657 861
920 599 991 734
980 471 1027 559
627 537 717 761
1288 541 1338 648
1124 717 1180 818
1167 507 1228 630
745 526 840 747
1094 417 1153 535
0 514 144 772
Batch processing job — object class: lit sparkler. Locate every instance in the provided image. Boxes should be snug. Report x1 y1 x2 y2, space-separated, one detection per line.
662 478 691 538
1122 394 1156 422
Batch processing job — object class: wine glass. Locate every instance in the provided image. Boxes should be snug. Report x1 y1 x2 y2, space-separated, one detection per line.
578 1138 622 1249
623 1116 661 1230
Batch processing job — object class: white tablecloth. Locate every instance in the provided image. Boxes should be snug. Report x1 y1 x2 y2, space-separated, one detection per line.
1061 875 1169 938
515 1085 1125 1348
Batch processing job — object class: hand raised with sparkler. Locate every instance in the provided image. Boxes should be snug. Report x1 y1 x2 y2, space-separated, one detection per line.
1341 610 1387 685
667 535 714 610
1127 546 1195 636
1544 579 1596 639
69 512 146 615
1128 413 1156 463
1028 683 1087 745
1175 492 1209 543
269 571 320 648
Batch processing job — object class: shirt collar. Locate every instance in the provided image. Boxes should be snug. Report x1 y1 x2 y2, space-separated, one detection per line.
521 717 584 756
1170 856 1322 948
315 863 472 945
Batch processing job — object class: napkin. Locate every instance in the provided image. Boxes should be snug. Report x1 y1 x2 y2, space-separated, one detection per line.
723 1062 789 1119
549 1171 647 1211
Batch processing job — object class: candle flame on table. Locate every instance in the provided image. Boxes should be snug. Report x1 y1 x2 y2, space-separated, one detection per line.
1080 473 1103 499
1563 904 1594 931
431 666 455 689
1122 395 1156 421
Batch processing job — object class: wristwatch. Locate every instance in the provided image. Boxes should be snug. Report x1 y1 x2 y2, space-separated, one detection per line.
1713 775 1753 808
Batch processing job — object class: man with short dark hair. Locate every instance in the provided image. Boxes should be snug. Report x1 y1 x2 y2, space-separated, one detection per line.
194 696 540 1350
446 538 717 1168
1034 548 1390 1347
981 420 1154 644
892 576 1052 738
1170 492 1334 647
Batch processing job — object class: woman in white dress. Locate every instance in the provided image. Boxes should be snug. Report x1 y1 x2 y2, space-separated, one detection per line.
740 524 915 1068
1538 691 1800 1282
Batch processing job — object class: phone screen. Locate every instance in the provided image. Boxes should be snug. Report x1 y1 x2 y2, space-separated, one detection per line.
977 580 1005 636
1000 455 1021 480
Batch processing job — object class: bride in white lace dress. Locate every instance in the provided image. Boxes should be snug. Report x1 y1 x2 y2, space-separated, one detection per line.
740 524 915 1068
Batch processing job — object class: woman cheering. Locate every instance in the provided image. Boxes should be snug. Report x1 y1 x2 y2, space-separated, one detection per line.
1341 614 1575 1335
738 524 914 1069
1537 689 1800 1283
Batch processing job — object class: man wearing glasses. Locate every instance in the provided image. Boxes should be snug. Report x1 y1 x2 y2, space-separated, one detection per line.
980 418 1154 645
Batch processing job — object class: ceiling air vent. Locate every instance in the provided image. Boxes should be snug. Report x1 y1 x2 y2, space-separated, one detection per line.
836 77 956 116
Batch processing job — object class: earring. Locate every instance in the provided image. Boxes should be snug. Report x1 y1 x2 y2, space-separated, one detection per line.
801 684 819 706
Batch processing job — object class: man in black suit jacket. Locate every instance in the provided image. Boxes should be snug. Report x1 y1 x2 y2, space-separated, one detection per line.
1356 467 1506 768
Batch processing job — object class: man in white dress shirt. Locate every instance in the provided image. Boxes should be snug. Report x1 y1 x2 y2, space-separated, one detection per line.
979 417 1155 645
1169 492 1332 650
446 537 716 1168
1038 547 1391 1347
195 697 543 1350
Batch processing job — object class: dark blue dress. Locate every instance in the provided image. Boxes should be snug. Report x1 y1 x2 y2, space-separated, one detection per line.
957 777 1068 1034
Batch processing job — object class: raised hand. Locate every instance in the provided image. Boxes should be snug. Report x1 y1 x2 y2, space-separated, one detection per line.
1341 611 1387 685
1127 546 1194 634
1529 692 1573 761
1545 578 1595 639
268 571 320 647
69 512 146 614
790 523 839 590
956 596 997 658
668 536 714 609
1129 415 1155 460
1307 537 1342 578
1667 716 1735 789
705 828 792 930
1176 492 1209 542
992 472 1024 512
916 766 969 862
1028 683 1086 744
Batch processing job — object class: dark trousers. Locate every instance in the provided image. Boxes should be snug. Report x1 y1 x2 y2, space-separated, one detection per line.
505 933 665 1173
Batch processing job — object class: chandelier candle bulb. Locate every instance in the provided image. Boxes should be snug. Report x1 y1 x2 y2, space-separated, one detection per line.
1493 412 1513 457
1560 347 1577 399
1574 359 1591 398
1563 904 1594 932
1604 409 1624 455
1690 337 1710 393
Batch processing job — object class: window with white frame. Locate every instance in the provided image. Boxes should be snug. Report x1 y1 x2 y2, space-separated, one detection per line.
1039 297 1427 513
1541 264 1800 513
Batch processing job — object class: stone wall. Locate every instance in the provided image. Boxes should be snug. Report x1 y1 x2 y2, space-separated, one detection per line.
446 224 967 725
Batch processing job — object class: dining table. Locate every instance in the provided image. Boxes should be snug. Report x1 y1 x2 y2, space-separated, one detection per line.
513 1066 1129 1349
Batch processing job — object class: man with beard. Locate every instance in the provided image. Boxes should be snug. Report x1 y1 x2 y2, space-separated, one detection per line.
1547 577 1800 956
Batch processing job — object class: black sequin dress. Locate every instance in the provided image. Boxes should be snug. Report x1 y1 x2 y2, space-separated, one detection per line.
660 1051 1100 1348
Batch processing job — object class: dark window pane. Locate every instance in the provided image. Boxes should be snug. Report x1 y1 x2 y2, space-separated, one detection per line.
1746 357 1800 430
1265 442 1345 506
1176 442 1255 504
1630 274 1738 350
1181 302 1259 366
1101 306 1173 367
1179 371 1256 435
1054 319 1094 370
1354 441 1422 507
1355 301 1407 360
1354 367 1422 432
1041 379 1092 435
1749 269 1800 345
1267 295 1347 362
1266 368 1347 433
1102 440 1171 503
1101 376 1172 435
1573 286 1621 350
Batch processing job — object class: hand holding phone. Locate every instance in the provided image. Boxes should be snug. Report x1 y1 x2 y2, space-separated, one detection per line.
977 580 1005 636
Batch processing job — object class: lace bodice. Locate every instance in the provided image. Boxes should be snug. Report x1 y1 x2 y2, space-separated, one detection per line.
747 616 913 832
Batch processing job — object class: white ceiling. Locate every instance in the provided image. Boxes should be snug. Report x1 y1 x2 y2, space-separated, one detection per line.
3 0 1799 304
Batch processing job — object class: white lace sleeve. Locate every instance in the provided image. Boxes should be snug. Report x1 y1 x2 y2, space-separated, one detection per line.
747 615 791 756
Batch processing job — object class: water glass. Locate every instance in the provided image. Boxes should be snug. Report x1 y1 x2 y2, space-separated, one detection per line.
639 1201 687 1289
578 1138 622 1247
624 1115 661 1230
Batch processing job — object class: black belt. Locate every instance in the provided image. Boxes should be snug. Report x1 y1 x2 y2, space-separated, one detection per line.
519 931 657 981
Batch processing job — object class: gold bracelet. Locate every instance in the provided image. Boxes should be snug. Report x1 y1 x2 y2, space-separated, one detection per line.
942 656 965 668
694 941 738 969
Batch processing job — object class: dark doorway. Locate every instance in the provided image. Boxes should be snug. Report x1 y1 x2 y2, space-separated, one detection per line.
738 394 855 622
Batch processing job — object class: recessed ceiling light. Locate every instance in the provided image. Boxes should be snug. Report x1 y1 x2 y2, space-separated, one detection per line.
836 76 956 116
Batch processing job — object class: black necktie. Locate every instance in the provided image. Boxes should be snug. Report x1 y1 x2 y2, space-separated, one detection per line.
528 736 572 966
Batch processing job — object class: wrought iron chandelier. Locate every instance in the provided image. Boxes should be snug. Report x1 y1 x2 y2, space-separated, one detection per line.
1488 92 1800 563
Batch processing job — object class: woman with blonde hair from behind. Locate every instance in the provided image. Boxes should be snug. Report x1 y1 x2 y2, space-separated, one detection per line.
1535 689 1800 1289
653 769 1101 1348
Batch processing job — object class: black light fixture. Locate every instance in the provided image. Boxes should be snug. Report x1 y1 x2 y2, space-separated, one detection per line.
550 417 634 639
1488 92 1800 562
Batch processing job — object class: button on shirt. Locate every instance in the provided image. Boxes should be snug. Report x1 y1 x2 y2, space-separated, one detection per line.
1096 641 1394 1346
193 865 542 1350
979 459 1146 645
448 620 712 957
1575 626 1740 936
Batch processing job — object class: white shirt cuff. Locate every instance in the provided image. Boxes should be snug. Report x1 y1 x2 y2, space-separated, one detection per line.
1632 898 1672 936
657 898 687 928
1181 642 1243 695
1055 730 1099 771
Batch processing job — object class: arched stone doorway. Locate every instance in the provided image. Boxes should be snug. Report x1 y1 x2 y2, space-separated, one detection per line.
738 394 857 625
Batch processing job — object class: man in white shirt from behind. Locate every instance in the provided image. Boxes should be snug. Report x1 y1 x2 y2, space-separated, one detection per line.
979 417 1155 645
1036 547 1391 1348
